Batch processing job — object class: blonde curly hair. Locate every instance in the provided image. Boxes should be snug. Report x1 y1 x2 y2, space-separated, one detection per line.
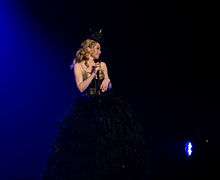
70 39 99 69
75 48 90 63
81 39 98 49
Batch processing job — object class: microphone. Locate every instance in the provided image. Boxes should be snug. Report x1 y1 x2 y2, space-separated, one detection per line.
97 60 101 80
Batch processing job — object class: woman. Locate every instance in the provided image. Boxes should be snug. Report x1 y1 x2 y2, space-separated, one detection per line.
43 39 148 180
74 39 112 94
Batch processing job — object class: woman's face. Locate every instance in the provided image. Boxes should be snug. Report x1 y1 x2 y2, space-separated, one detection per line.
92 43 101 59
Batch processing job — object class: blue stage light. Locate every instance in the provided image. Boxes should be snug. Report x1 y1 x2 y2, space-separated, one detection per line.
185 141 192 157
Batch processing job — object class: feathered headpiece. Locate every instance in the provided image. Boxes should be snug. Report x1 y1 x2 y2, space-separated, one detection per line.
88 27 104 44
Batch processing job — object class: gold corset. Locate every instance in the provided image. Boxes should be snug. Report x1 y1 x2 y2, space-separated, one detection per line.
82 69 105 81
82 69 105 96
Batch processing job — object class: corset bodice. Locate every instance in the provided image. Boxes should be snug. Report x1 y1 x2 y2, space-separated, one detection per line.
82 69 105 96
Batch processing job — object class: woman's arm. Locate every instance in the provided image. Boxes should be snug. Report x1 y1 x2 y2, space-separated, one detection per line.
101 62 110 80
100 62 112 91
74 63 96 92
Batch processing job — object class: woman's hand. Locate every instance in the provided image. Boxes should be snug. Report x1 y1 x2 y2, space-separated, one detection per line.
100 78 110 92
91 63 101 75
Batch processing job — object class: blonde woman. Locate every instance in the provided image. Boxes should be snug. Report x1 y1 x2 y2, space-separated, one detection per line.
44 39 148 180
73 39 112 95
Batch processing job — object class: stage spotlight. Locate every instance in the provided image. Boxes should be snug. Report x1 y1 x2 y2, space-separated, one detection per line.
185 141 193 157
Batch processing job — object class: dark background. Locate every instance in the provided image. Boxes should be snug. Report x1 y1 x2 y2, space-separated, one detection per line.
0 0 213 179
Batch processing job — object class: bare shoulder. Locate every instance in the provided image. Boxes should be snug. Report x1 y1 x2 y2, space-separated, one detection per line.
74 62 82 69
74 63 83 73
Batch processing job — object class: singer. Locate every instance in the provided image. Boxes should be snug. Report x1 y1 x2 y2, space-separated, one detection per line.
74 39 112 95
43 38 148 180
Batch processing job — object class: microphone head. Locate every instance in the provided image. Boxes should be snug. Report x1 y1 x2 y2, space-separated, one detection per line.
94 59 101 63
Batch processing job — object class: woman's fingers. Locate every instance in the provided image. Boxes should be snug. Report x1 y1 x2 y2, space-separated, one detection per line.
100 83 104 91
100 84 103 90
100 79 110 92
102 84 107 92
100 84 105 92
95 62 101 66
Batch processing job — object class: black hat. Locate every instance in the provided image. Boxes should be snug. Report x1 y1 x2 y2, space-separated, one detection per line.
88 27 104 44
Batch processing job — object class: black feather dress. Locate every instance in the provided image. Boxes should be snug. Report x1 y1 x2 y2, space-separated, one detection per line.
43 69 149 180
